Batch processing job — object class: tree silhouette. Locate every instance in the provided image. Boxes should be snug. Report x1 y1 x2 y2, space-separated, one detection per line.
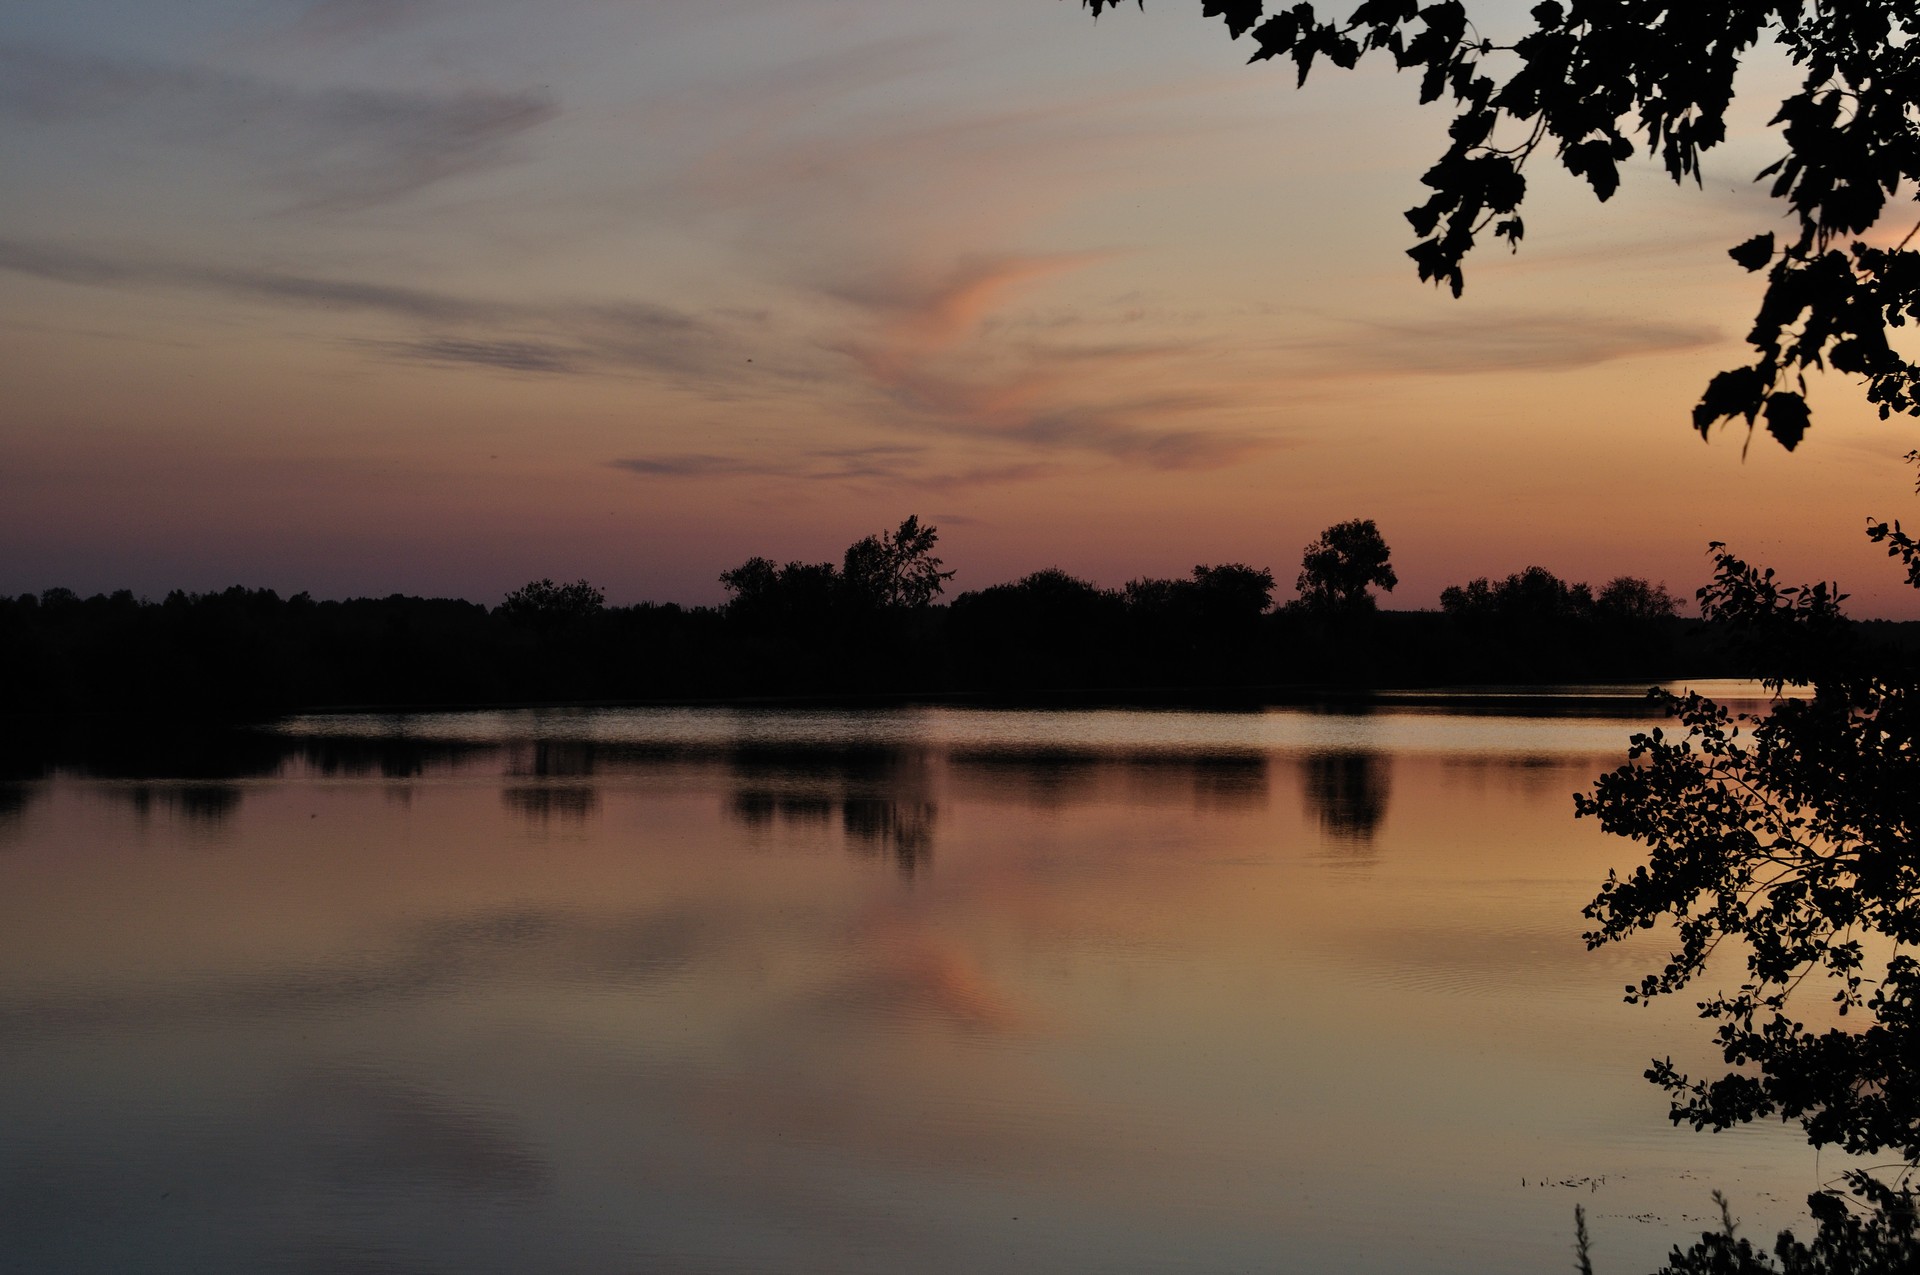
1077 1 1920 449
1293 518 1396 613
1441 564 1591 622
498 578 604 625
841 515 955 610
1579 536 1920 1165
1190 562 1276 619
1595 575 1681 623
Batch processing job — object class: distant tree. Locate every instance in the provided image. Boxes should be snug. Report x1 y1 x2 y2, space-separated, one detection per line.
717 556 781 611
1125 563 1276 621
1190 562 1277 620
1435 575 1494 616
1441 564 1592 622
718 557 840 622
1293 519 1396 613
949 568 1125 689
1595 575 1681 623
1075 1 1920 449
841 515 955 610
498 578 605 625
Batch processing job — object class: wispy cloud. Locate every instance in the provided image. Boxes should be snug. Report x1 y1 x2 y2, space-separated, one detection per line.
1289 311 1722 377
609 446 1059 491
365 337 583 374
827 252 1116 352
0 231 1274 473
815 249 1276 470
0 41 555 209
0 237 490 321
0 236 773 385
610 454 766 479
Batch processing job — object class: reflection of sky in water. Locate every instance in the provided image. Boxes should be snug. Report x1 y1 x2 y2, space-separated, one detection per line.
274 680 1776 762
0 699 1836 1275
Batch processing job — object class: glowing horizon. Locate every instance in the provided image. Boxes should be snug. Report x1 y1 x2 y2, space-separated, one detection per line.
4 1 1918 617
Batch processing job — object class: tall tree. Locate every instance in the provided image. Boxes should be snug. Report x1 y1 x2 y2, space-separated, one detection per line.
841 515 956 610
1294 518 1397 612
1075 1 1920 450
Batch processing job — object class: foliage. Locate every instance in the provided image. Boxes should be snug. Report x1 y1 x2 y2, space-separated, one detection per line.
0 537 1731 714
841 515 956 610
1653 1179 1919 1275
1293 518 1397 612
949 568 1128 690
1191 562 1278 618
1125 562 1276 621
1440 566 1678 623
718 556 842 620
1442 564 1593 620
1597 575 1682 623
1077 1 1920 449
1576 533 1920 1164
498 577 605 624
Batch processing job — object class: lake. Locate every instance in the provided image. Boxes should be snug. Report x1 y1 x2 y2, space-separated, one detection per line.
0 691 1837 1274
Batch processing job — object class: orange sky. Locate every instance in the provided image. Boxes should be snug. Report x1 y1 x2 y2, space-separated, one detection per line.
4 1 1918 616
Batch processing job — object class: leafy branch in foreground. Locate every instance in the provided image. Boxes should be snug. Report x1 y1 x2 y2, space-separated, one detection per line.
1575 534 1920 1164
1077 1 1920 449
1647 1179 1918 1274
1575 499 1920 1266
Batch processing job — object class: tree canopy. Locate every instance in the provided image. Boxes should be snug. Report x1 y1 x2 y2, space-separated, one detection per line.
841 514 955 610
1077 1 1920 451
499 578 605 625
1294 518 1397 612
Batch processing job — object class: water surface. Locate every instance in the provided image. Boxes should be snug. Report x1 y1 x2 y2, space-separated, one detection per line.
0 693 1833 1274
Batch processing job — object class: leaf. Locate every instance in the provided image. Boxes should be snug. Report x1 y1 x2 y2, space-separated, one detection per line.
1728 232 1774 271
1201 0 1266 38
1692 366 1768 436
1763 391 1811 450
1564 137 1625 201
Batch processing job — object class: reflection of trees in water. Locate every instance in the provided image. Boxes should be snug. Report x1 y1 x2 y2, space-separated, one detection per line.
724 745 936 874
729 791 835 829
115 783 246 825
1184 754 1269 810
298 737 495 780
951 751 1101 807
0 782 38 842
1442 753 1586 797
839 797 936 875
949 749 1269 811
507 741 596 779
1301 750 1392 845
500 744 600 824
501 785 599 823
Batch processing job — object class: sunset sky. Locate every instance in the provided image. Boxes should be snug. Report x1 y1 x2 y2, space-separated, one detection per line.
5 0 1918 616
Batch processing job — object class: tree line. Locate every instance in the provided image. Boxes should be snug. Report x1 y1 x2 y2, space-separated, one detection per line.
0 515 1756 717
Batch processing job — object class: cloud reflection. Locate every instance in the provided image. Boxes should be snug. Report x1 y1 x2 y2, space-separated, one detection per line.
0 902 712 1037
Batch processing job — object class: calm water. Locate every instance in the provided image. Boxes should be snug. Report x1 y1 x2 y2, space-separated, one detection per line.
0 691 1838 1274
